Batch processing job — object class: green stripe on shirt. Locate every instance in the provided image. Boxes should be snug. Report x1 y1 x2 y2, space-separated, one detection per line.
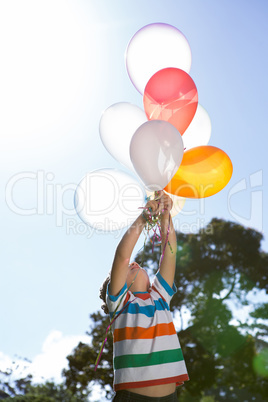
114 348 184 370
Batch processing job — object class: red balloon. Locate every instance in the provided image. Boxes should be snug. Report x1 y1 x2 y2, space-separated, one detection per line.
143 68 198 135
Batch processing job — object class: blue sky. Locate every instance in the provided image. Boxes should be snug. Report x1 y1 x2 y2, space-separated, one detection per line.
0 0 267 391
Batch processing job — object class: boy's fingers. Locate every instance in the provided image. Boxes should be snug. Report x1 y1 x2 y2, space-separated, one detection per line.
161 197 173 214
146 200 158 213
145 193 173 216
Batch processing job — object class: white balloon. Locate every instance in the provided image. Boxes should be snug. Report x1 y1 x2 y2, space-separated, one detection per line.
99 102 147 171
74 169 146 232
130 120 184 191
126 23 192 94
182 104 212 150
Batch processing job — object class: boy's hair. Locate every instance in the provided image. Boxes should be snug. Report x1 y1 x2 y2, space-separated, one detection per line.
99 272 111 315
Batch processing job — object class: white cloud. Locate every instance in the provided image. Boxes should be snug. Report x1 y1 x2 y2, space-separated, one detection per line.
0 351 14 373
30 330 91 383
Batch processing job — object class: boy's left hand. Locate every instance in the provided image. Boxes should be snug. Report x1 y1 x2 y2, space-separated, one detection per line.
155 191 173 217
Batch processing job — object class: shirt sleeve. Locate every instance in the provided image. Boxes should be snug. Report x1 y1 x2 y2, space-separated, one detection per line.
106 282 128 317
152 271 177 306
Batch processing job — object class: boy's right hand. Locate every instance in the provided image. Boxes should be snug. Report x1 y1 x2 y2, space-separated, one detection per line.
143 191 173 218
143 191 166 218
144 199 159 215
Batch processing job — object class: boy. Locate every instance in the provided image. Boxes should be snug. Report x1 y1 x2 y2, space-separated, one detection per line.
99 191 189 401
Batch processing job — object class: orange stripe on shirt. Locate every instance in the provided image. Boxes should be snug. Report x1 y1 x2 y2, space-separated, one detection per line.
114 322 176 343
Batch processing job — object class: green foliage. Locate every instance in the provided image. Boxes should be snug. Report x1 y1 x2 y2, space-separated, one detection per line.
0 365 32 399
253 348 268 377
2 381 89 401
63 312 114 400
0 370 89 402
4 397 53 401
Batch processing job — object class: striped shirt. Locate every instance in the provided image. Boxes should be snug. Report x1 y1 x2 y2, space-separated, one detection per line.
107 272 189 392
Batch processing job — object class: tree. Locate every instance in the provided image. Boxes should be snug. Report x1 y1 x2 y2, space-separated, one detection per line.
0 362 32 400
63 312 113 400
0 363 89 402
3 380 89 401
63 218 268 400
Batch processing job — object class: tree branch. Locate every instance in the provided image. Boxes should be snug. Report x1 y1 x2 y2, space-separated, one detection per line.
220 273 238 301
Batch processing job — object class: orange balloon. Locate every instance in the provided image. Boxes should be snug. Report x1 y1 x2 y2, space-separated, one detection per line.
164 146 233 198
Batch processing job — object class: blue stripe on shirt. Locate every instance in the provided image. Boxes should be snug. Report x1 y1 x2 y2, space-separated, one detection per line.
119 298 170 317
156 272 177 296
109 299 170 319
107 283 127 302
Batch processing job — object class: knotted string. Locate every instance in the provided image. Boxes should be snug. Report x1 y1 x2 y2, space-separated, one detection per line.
139 192 173 264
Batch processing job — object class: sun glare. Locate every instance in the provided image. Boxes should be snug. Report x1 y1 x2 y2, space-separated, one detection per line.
0 0 96 153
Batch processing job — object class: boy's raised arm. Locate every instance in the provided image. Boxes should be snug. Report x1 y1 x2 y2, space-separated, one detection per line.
109 199 159 296
158 194 177 288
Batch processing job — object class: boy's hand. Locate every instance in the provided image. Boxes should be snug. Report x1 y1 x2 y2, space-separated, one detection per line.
143 199 159 216
143 191 173 220
157 191 173 218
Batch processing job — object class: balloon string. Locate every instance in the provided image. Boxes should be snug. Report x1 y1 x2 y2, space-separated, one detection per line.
159 213 171 266
139 192 173 262
94 297 137 371
94 268 140 371
140 208 172 266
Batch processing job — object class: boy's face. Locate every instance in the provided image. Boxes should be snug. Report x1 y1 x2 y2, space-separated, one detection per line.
126 262 150 292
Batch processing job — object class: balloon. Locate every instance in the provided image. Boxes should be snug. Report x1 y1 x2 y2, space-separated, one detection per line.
146 190 186 218
143 68 198 135
130 120 184 191
126 23 192 94
74 169 146 232
164 146 233 198
182 104 212 150
99 103 147 171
